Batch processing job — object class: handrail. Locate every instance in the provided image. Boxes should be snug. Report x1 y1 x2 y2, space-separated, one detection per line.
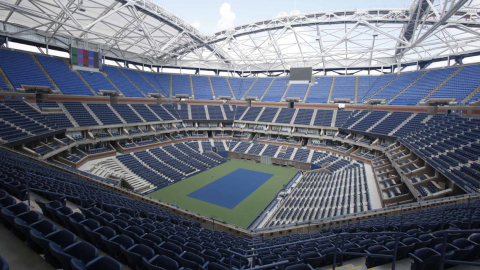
247 260 290 270
225 231 406 269
255 201 480 247
239 231 408 254
439 229 480 270
254 193 480 233
20 151 480 270
225 228 480 270
5 143 480 243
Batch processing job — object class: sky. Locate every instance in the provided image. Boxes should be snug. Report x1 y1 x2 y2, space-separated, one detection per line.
157 0 414 34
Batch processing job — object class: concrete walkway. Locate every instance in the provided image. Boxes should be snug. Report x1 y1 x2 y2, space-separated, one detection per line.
364 163 383 209
0 192 132 270
0 224 54 270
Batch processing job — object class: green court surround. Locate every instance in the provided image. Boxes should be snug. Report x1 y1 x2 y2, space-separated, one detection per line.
148 159 298 228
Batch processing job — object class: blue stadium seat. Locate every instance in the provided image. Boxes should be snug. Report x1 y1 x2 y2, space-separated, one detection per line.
71 256 123 270
103 66 144 97
305 77 332 103
36 55 93 95
0 50 53 89
172 75 192 97
77 70 118 94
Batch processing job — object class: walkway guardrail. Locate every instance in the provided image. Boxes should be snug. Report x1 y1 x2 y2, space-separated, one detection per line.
223 228 480 270
253 193 480 234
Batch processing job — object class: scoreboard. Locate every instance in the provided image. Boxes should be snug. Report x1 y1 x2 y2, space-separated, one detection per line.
71 47 102 69
290 67 312 82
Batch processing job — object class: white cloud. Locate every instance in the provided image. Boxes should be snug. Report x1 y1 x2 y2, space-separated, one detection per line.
192 20 200 29
217 3 236 30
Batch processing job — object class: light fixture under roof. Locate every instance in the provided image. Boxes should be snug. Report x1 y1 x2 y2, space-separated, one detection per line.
77 0 86 12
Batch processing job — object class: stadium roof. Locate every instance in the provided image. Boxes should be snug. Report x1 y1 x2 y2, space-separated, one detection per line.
0 0 480 72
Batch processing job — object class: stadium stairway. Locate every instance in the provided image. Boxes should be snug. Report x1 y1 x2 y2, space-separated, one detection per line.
354 77 359 103
145 105 163 120
0 184 128 269
205 105 211 120
330 110 337 127
0 200 58 270
289 148 298 160
271 108 282 123
259 78 276 100
388 70 430 104
237 107 249 120
254 107 266 122
363 74 399 101
258 144 269 156
326 77 335 102
187 105 192 120
208 77 216 98
289 109 299 125
221 140 229 151
389 113 417 136
220 106 227 120
306 150 314 163
101 71 123 95
231 142 242 152
82 103 103 126
57 103 79 127
0 102 52 135
30 54 61 92
107 104 127 124
89 158 153 192
244 144 254 153
420 114 433 124
347 111 371 129
0 65 13 91
73 70 97 95
169 74 173 97
197 141 204 152
117 68 147 97
366 113 392 132
421 66 464 102
225 77 236 98
146 149 185 176
3 49 480 104
158 104 177 120
319 259 369 270
302 84 313 101
240 77 258 99
316 249 475 270
280 83 292 101
128 104 146 122
463 82 480 104
138 71 163 94
1 186 478 270
309 110 317 126
132 153 172 181
189 75 195 97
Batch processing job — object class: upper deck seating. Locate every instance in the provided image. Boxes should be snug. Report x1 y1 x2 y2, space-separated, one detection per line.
36 55 93 96
103 66 144 97
0 49 53 90
305 77 332 103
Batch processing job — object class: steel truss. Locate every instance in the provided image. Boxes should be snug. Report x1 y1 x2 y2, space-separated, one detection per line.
0 0 479 72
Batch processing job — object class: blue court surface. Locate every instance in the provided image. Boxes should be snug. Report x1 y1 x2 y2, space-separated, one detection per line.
187 168 274 209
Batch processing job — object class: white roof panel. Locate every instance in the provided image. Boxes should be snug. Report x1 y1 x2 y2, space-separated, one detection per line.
0 0 479 71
